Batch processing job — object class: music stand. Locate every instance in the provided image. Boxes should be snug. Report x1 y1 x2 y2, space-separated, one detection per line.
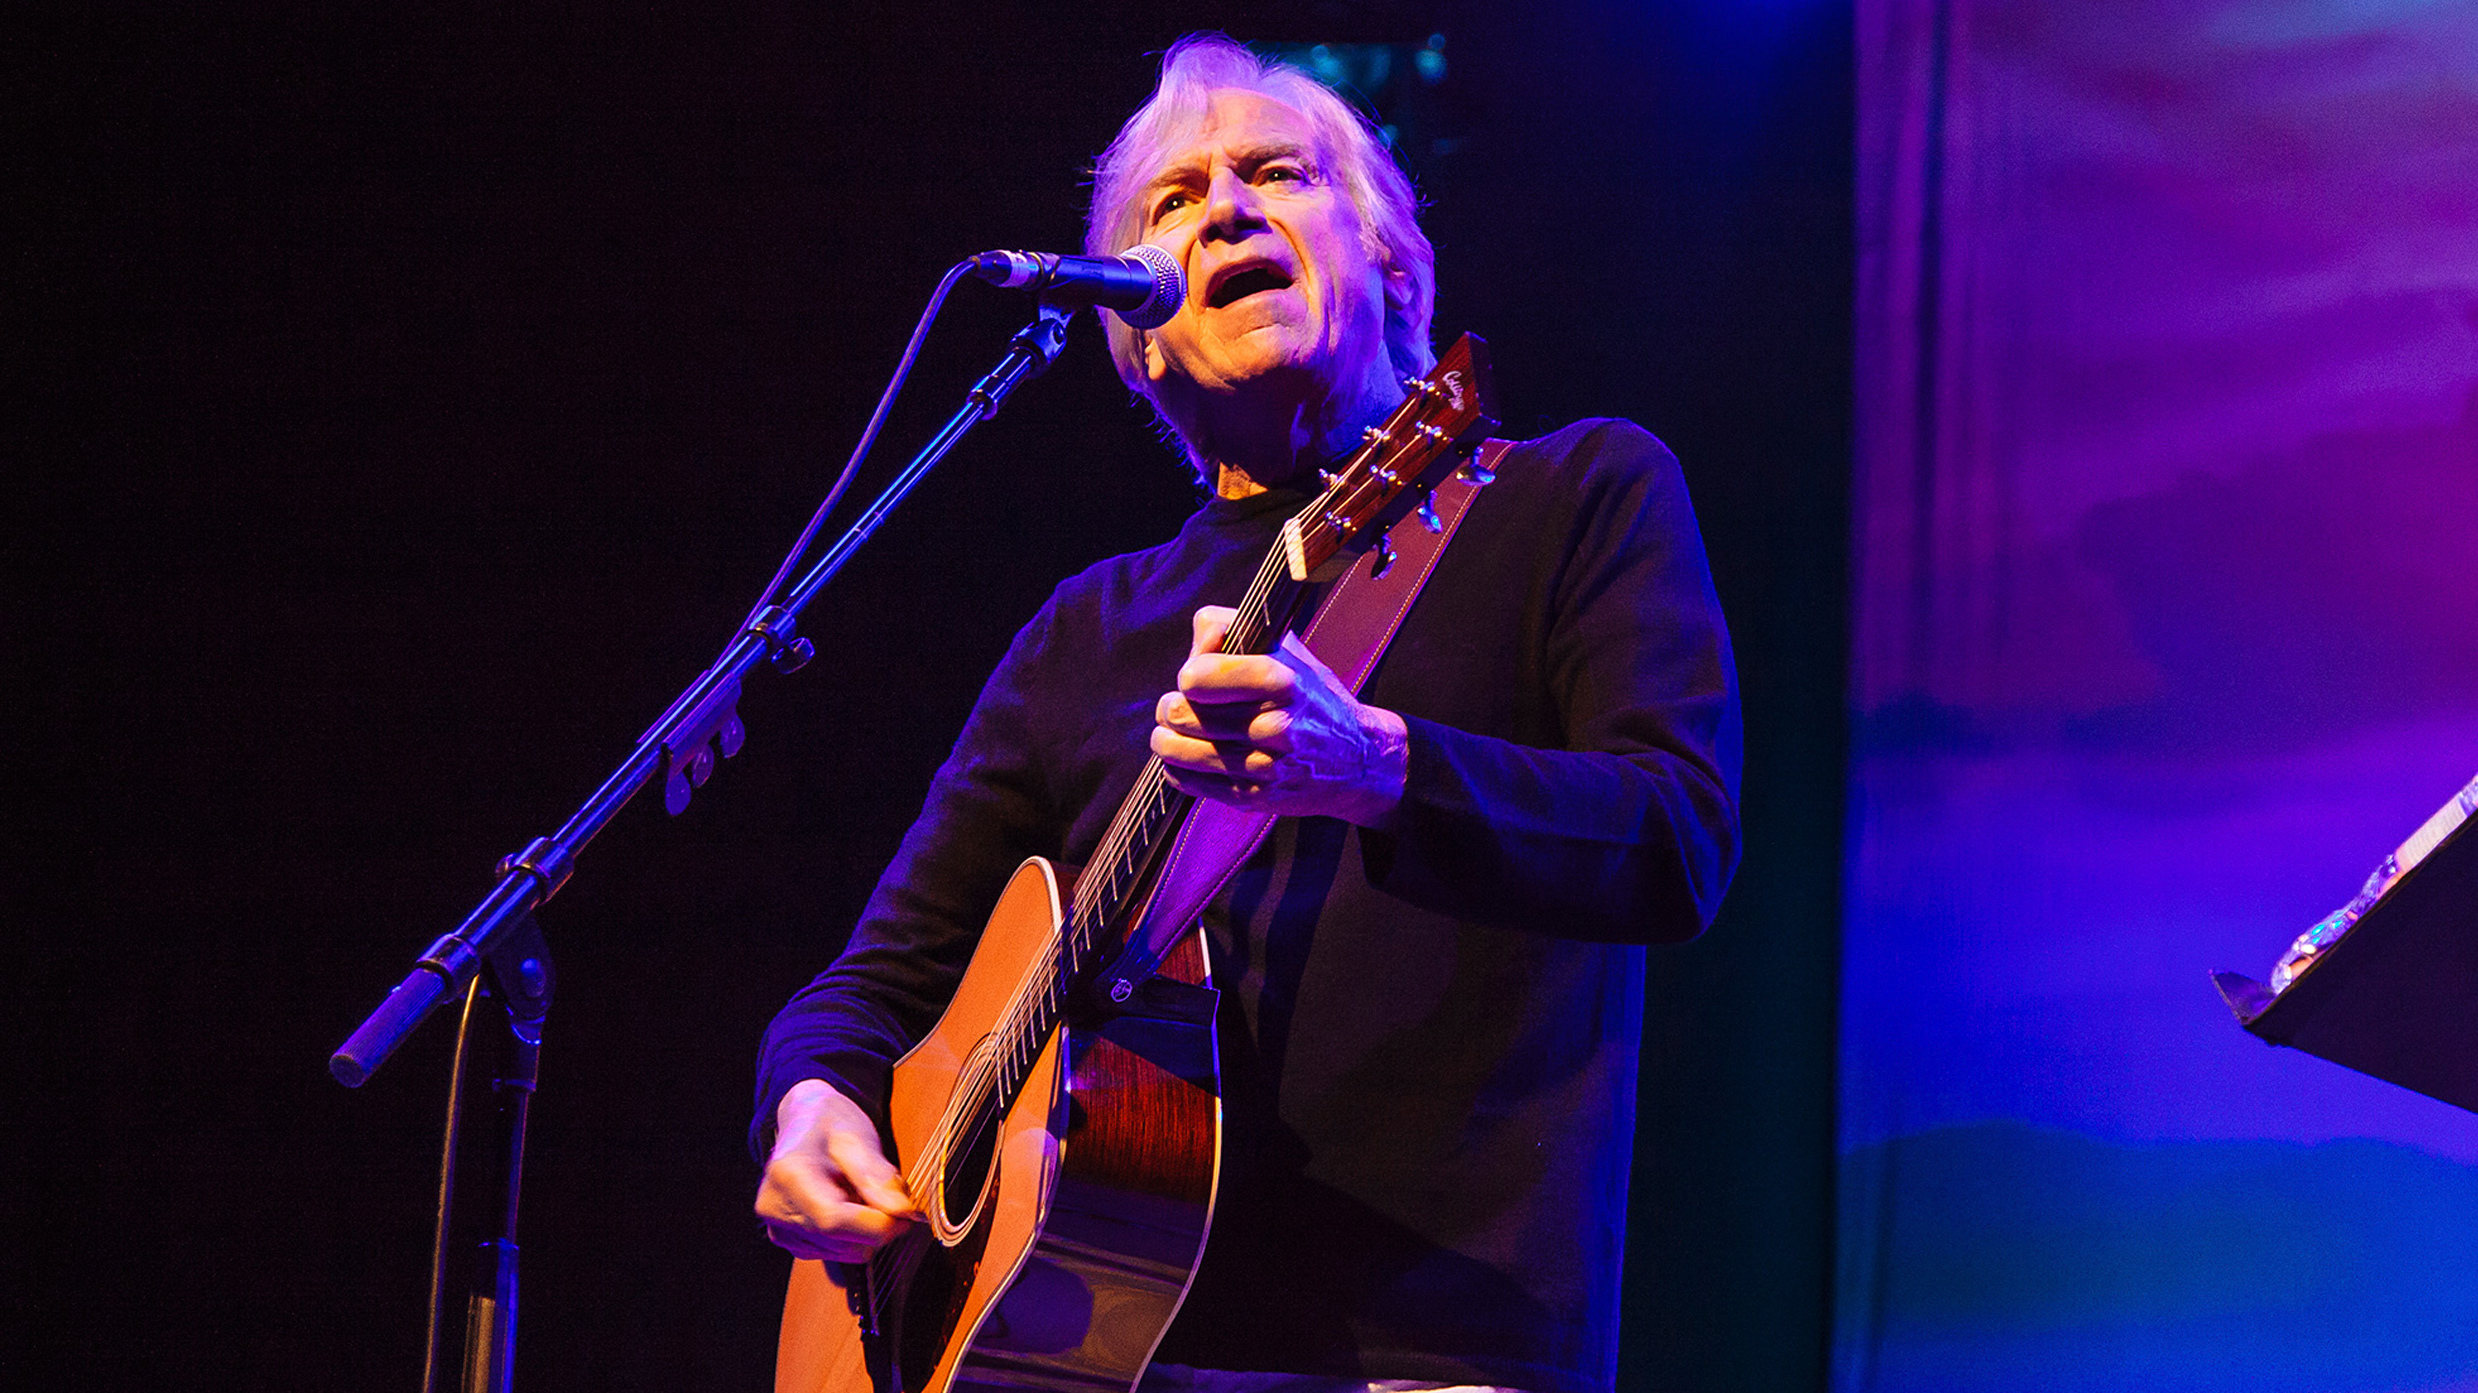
2216 815 2478 1113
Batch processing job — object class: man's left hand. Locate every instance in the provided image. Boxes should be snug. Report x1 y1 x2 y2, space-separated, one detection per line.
1152 605 1408 828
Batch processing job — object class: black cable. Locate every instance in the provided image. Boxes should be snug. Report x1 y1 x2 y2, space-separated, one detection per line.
734 258 979 640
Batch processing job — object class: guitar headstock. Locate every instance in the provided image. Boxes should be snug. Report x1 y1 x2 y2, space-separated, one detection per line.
1280 333 1499 584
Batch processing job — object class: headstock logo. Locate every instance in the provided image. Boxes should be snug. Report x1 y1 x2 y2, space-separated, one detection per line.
1440 370 1466 412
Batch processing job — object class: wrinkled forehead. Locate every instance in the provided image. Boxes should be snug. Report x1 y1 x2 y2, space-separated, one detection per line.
1130 88 1328 198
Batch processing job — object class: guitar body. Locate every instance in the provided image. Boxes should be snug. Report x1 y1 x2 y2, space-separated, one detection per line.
777 858 1222 1393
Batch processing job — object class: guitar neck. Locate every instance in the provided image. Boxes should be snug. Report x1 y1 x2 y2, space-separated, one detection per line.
982 333 1497 1108
979 540 1307 1102
1073 539 1309 926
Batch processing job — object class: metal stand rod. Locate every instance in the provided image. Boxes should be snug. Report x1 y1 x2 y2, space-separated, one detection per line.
331 301 1070 1091
328 300 1072 1393
422 979 482 1393
423 916 552 1393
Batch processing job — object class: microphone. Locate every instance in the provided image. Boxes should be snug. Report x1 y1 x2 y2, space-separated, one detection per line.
968 244 1184 330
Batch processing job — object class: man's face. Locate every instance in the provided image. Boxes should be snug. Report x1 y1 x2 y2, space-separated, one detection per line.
1135 89 1397 406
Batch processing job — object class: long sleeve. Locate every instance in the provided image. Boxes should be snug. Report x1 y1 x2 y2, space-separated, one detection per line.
748 596 1070 1156
1359 418 1743 944
747 489 1286 1158
747 416 1742 1393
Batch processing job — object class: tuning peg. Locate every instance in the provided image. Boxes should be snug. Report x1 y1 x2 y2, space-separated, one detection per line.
1318 468 1341 491
1369 534 1397 580
1455 455 1496 485
1417 495 1443 533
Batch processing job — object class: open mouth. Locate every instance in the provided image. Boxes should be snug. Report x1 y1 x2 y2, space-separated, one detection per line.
1208 264 1295 309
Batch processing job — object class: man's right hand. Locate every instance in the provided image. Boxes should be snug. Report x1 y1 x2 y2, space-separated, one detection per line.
755 1078 923 1262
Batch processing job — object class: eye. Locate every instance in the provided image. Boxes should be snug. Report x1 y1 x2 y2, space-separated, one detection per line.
1151 190 1196 222
1259 163 1306 186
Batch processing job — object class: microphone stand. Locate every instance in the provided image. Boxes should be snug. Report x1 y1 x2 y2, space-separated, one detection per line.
333 300 1074 1393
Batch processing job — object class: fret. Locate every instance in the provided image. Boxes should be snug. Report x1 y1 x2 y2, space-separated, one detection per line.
954 333 1494 1156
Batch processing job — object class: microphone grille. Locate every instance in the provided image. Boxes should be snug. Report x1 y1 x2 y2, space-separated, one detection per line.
1112 243 1184 331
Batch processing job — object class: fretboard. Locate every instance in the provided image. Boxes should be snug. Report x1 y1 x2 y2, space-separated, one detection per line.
966 331 1496 1118
979 527 1314 1106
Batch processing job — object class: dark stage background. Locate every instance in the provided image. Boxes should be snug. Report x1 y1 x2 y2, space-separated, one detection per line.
7 3 1850 1387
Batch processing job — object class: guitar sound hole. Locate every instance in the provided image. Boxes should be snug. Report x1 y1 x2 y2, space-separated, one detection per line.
941 1104 1000 1232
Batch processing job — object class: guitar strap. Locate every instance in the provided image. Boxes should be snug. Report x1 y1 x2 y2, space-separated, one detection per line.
1099 437 1513 1003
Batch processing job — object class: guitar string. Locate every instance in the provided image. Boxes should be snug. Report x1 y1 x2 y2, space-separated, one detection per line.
887 543 1287 1181
852 406 1456 1326
847 367 1467 1327
1048 364 1464 909
857 391 1447 1283
854 529 1298 1330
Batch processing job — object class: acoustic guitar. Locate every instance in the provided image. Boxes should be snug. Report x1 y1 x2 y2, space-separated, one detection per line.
776 334 1499 1393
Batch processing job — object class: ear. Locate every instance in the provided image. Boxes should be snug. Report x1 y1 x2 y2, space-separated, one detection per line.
1142 331 1169 382
1382 261 1416 314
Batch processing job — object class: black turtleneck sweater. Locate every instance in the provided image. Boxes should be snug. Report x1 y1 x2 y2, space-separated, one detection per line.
754 418 1741 1393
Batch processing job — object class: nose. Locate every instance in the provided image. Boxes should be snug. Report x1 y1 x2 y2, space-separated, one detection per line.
1201 165 1266 245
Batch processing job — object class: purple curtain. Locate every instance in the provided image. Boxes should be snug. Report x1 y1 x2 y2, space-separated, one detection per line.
1842 0 2478 1387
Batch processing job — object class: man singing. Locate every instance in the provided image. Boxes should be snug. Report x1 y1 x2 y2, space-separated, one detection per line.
754 33 1740 1393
